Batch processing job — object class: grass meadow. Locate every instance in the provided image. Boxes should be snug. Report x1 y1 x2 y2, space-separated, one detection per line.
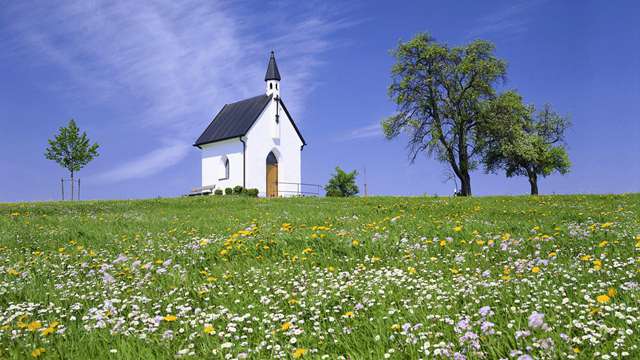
1 194 639 359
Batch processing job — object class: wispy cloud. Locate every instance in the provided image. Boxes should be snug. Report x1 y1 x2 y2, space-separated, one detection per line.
1 1 353 182
337 122 382 141
92 143 190 183
467 1 544 39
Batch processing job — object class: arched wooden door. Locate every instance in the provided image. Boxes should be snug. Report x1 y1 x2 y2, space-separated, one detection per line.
266 152 278 197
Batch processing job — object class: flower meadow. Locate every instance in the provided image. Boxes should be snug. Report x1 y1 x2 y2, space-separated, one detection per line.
1 195 639 359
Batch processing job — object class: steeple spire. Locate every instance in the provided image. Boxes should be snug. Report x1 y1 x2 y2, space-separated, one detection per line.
265 51 281 96
264 51 281 81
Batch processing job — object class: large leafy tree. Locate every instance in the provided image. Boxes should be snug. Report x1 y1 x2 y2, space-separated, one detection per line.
325 167 359 197
383 33 507 196
45 119 100 200
481 92 571 195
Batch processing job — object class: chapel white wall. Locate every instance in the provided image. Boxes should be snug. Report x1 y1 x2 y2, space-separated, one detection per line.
244 99 302 197
200 138 243 190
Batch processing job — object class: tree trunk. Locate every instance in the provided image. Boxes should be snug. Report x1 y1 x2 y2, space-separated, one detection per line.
528 171 538 195
459 172 472 196
70 172 74 201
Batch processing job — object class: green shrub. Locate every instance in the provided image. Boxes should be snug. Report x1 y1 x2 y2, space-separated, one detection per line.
224 187 233 195
325 166 359 197
233 185 244 195
245 188 259 197
214 189 223 196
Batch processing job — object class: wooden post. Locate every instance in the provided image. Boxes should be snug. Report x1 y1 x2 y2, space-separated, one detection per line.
363 167 368 197
61 178 64 201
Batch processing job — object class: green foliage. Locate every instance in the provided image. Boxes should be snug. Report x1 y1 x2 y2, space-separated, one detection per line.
382 33 507 196
245 188 259 197
214 189 223 196
45 119 99 179
233 186 244 195
224 188 233 195
325 167 359 197
480 94 571 194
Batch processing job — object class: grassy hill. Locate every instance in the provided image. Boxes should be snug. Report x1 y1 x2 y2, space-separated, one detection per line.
1 194 639 359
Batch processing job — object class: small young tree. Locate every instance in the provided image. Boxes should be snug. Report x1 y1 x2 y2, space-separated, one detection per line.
325 167 359 197
481 93 571 195
45 119 100 200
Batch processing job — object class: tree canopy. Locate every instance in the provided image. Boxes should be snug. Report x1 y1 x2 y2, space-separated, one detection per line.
382 33 507 196
481 93 571 194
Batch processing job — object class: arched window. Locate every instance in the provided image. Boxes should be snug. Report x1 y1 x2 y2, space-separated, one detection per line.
270 83 273 89
275 83 278 90
220 157 229 180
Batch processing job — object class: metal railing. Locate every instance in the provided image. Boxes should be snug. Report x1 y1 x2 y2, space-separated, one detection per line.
275 181 321 196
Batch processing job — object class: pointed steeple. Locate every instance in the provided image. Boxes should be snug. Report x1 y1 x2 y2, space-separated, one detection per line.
264 51 281 81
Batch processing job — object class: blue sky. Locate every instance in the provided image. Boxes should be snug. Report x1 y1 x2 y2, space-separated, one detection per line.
1 0 638 202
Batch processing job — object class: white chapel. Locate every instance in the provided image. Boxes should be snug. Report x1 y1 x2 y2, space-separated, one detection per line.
193 52 306 197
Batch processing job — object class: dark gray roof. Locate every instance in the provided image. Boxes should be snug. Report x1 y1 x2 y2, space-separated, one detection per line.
264 51 281 81
194 94 272 147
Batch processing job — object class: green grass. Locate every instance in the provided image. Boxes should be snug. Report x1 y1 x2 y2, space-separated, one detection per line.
1 194 639 359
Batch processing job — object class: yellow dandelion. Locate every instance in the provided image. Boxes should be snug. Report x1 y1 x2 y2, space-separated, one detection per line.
343 311 354 318
7 268 20 276
281 322 292 331
407 267 417 275
531 266 541 273
163 315 177 322
573 347 581 353
548 251 557 257
607 287 617 297
31 348 46 358
292 348 307 358
302 247 313 255
351 239 360 247
596 294 610 304
203 324 215 334
453 225 463 232
27 321 42 332
288 298 299 305
391 324 401 331
439 240 447 247
593 260 602 271
598 240 608 248
41 321 59 336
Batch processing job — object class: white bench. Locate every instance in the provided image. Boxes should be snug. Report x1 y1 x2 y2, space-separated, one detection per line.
187 185 216 196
